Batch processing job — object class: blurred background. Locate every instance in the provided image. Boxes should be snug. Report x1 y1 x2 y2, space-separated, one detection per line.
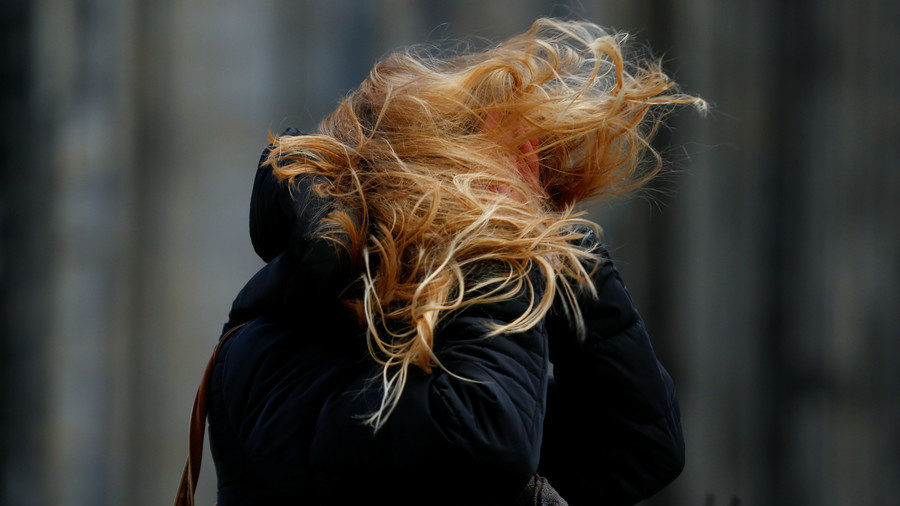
1 0 897 505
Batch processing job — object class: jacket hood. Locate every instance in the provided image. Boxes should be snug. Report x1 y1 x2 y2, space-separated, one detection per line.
249 127 314 263
223 128 359 338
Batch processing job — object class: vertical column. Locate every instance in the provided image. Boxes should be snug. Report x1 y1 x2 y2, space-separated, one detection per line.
1 1 53 504
130 1 278 503
666 0 773 504
793 1 900 503
31 0 138 504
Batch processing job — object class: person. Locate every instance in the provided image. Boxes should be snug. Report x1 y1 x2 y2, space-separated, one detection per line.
206 18 705 505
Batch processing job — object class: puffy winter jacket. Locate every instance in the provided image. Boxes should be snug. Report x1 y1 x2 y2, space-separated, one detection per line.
207 128 685 505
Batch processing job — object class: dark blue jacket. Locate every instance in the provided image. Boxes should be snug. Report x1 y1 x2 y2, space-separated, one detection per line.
207 128 685 505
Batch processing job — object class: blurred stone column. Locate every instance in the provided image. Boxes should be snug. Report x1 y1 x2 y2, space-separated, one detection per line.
129 1 279 504
659 0 776 503
30 0 138 504
1 1 52 504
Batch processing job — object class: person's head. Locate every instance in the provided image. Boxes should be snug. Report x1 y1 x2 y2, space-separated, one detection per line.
266 18 705 430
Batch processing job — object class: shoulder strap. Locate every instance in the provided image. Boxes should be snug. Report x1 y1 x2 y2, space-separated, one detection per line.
174 321 249 506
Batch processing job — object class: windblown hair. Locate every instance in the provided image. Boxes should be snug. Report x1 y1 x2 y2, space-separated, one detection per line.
266 18 706 431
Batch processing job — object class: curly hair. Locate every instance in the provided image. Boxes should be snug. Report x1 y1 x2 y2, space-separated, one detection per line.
265 18 706 431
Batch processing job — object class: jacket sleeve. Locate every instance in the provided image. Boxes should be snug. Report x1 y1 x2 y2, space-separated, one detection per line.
385 299 550 496
538 235 685 505
304 292 552 504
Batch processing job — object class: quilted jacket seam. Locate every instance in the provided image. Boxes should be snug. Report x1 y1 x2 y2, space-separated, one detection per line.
583 315 642 350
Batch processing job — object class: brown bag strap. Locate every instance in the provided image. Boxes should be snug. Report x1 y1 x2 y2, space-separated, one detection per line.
174 322 249 506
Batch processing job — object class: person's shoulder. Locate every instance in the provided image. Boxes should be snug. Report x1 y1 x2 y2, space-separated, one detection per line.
216 316 296 381
568 223 611 261
213 314 365 420
217 314 365 385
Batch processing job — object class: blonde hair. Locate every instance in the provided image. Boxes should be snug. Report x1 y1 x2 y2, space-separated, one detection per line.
266 18 706 431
